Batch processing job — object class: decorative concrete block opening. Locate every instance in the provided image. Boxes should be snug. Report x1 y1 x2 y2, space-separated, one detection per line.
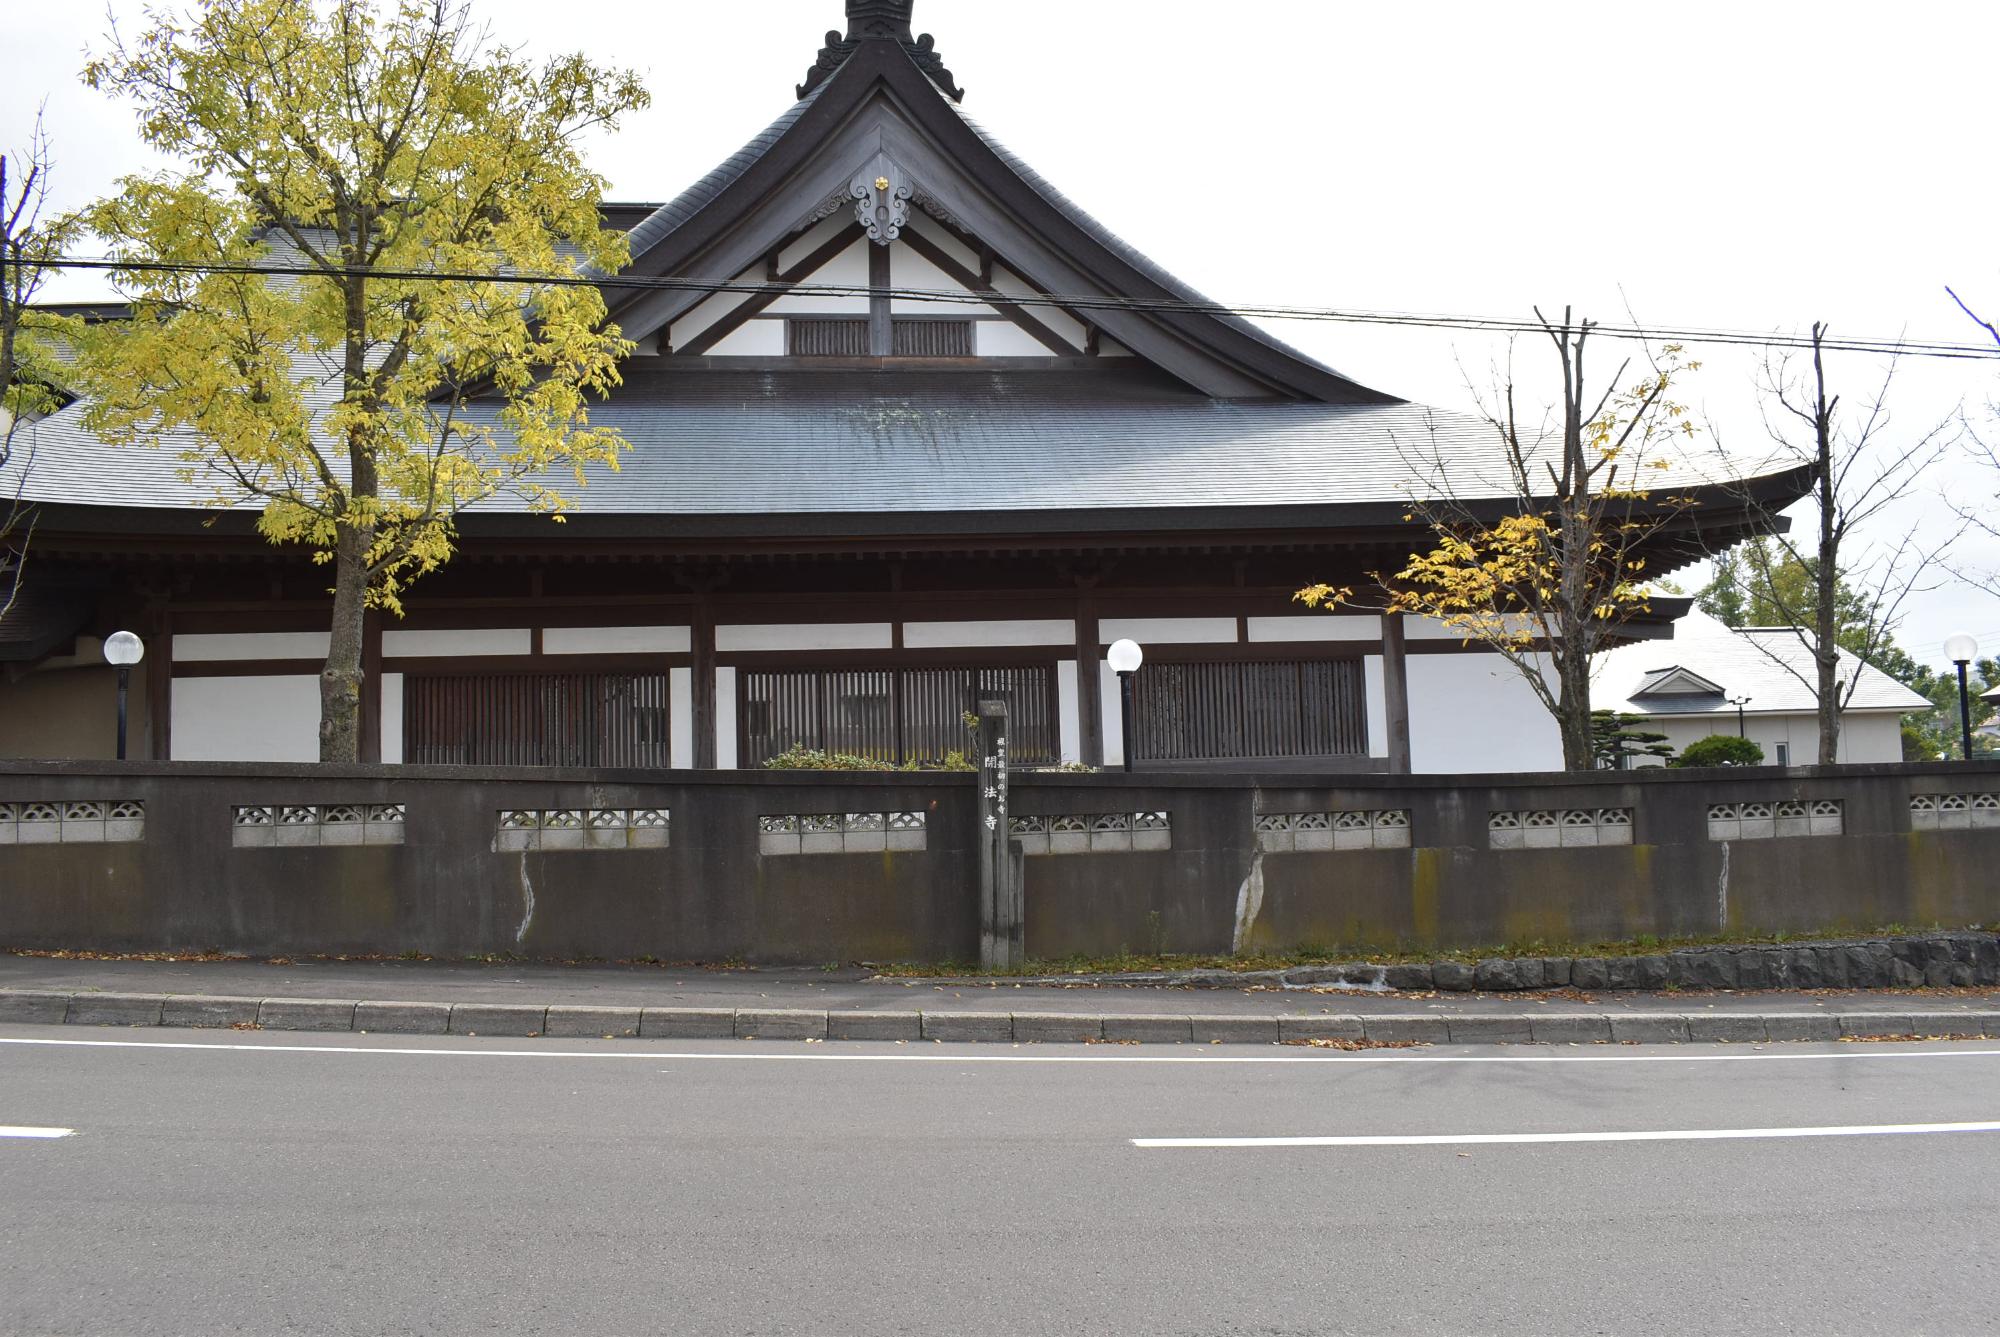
1488 807 1631 850
1912 792 2000 831
1009 812 1170 856
493 809 669 853
0 799 146 845
1707 799 1842 841
757 811 925 856
233 804 405 848
1254 809 1410 852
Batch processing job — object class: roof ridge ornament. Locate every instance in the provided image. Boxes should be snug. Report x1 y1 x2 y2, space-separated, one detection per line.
797 1 964 102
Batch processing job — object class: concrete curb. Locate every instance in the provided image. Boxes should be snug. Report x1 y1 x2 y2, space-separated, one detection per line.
4 989 1998 1047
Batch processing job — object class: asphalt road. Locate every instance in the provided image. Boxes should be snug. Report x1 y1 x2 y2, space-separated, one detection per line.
3 1027 1997 1336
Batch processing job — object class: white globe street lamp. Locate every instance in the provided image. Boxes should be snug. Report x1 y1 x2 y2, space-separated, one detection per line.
102 631 145 761
1107 639 1144 773
1945 632 1980 761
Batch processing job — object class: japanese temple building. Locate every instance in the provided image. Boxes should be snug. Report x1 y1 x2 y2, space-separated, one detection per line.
0 1 1806 773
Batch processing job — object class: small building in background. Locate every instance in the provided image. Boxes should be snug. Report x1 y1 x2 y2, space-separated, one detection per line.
1593 611 1930 766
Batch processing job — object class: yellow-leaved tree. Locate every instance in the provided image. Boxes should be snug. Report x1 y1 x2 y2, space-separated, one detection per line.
70 0 650 761
1300 308 1702 771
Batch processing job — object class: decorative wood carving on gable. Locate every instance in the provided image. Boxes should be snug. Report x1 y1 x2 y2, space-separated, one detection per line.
850 153 914 244
798 1 963 103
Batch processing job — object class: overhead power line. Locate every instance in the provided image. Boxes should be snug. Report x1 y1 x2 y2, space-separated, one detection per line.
26 253 2000 362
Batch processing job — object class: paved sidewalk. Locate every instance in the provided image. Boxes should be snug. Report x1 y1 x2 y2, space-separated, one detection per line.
3 953 1998 1045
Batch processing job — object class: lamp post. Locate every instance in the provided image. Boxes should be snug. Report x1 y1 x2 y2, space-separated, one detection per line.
1945 632 1980 762
1727 694 1752 739
1107 638 1144 774
102 631 145 761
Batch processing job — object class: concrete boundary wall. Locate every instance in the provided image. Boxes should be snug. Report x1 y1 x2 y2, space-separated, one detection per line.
0 760 1996 964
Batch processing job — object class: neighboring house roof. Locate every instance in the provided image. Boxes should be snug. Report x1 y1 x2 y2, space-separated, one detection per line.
1595 609 1932 717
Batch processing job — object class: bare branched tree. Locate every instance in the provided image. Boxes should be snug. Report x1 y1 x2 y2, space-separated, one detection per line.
1706 323 1960 764
1945 287 2000 558
0 112 73 620
1302 307 1705 770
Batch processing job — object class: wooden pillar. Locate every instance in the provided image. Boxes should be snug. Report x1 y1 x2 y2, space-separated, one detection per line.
146 601 173 762
868 242 892 356
1075 597 1102 767
1381 612 1412 774
691 595 717 769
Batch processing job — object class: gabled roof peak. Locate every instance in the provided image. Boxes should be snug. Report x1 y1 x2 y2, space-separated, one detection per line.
799 1 962 102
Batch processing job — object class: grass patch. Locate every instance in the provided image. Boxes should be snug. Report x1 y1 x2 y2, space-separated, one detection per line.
866 923 1990 979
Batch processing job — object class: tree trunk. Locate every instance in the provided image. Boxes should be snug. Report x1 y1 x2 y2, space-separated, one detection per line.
319 523 370 762
1814 561 1840 765
1811 324 1841 767
1556 645 1596 771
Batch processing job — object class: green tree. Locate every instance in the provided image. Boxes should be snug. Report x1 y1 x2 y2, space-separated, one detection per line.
70 0 650 761
1672 734 1765 768
1591 709 1675 767
1899 657 1999 760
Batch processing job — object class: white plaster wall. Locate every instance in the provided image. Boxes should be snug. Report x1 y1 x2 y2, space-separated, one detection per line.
1098 660 1125 767
173 631 330 661
699 321 786 356
1057 658 1081 763
665 269 760 347
1098 336 1133 357
172 675 321 762
1363 655 1389 759
902 618 1075 648
765 238 870 314
541 626 692 655
889 243 998 315
1626 710 1908 767
778 215 852 269
379 672 404 764
988 264 1088 346
976 322 1061 356
903 214 978 270
1407 653 1563 774
382 628 531 658
714 667 738 769
670 667 694 769
1247 615 1378 643
1841 712 1906 763
715 623 893 652
1099 616 1237 646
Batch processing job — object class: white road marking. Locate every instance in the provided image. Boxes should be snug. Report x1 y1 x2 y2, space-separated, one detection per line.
1134 1121 2000 1148
0 1125 76 1139
1 1034 1999 1064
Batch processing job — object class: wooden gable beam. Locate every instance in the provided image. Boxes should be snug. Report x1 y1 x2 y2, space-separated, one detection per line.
675 222 869 357
897 226 1078 357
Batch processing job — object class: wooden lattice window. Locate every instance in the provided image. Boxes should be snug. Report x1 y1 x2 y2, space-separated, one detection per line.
787 317 974 357
891 319 974 356
741 664 1059 767
403 672 671 768
787 318 870 357
1129 659 1368 762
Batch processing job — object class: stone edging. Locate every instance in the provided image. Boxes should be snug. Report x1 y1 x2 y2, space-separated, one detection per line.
886 932 2000 994
3 989 1997 1046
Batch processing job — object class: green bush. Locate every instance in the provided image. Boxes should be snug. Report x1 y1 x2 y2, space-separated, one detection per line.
1670 734 1765 768
761 743 974 772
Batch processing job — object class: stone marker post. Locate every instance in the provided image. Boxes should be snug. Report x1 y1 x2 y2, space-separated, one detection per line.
976 699 1023 970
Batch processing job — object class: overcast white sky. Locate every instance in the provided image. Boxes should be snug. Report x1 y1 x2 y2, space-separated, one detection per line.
6 1 1998 665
